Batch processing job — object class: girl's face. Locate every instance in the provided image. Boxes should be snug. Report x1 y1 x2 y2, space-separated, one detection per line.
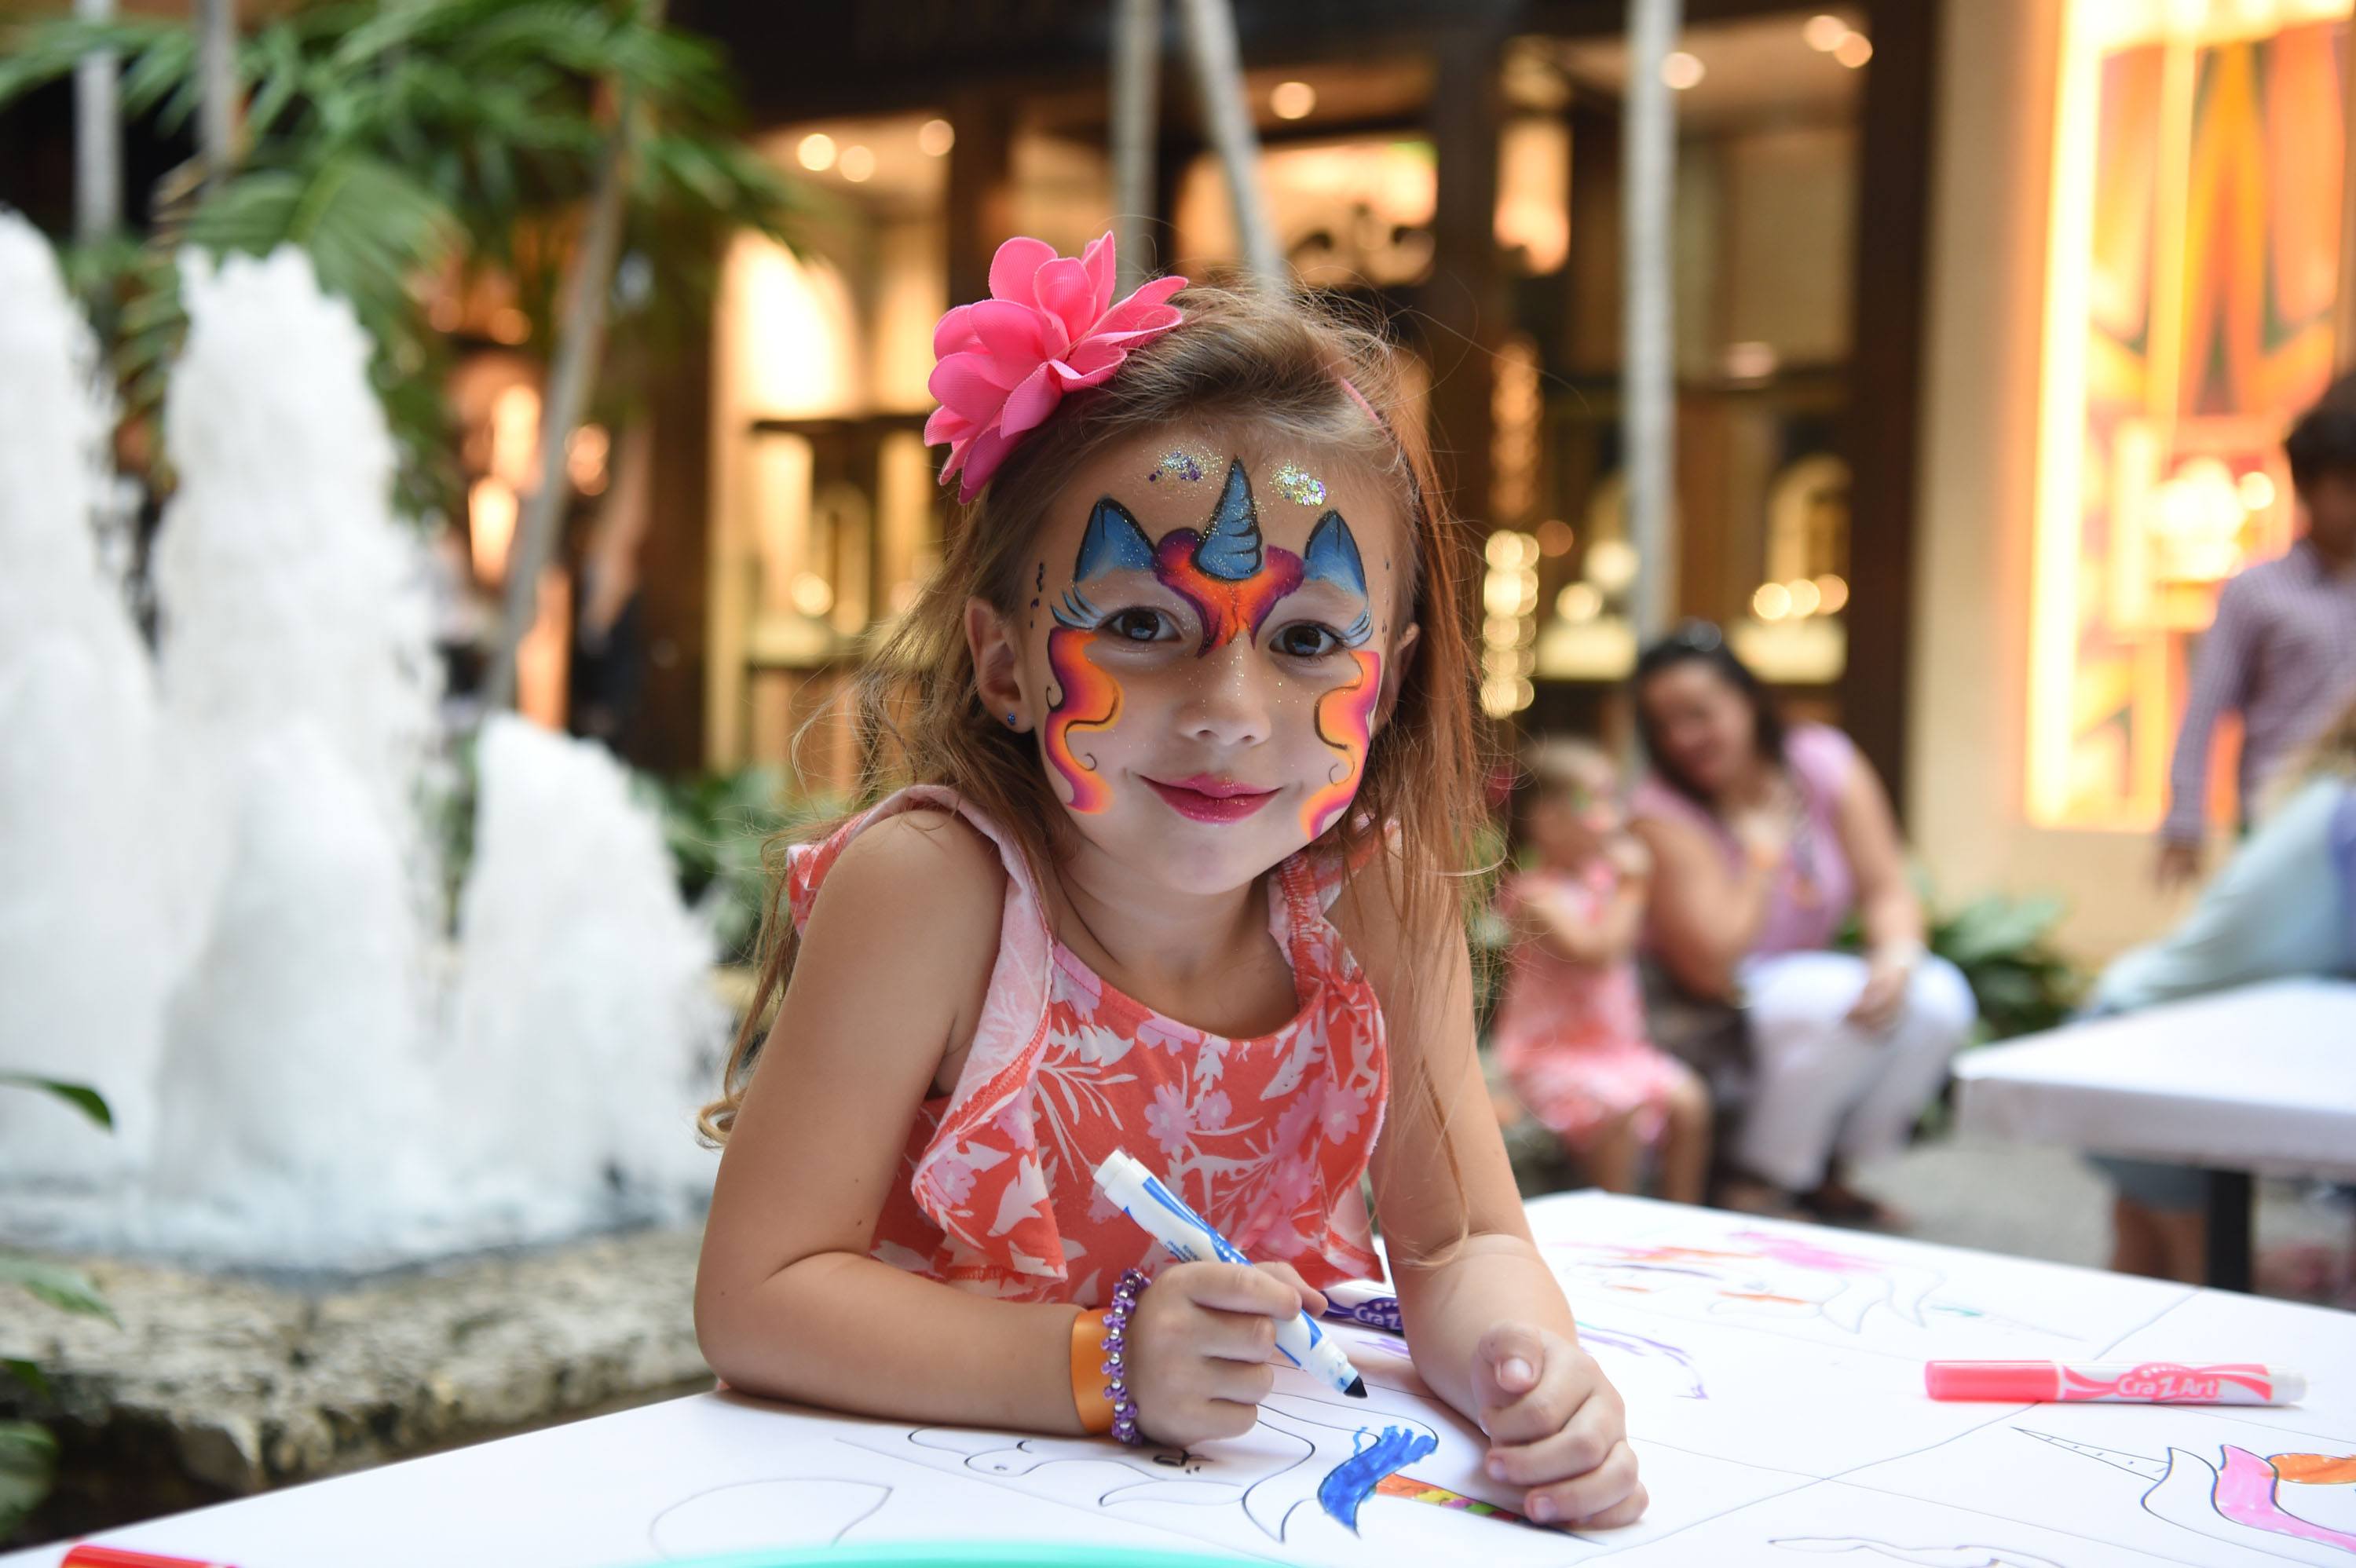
1530 758 1622 864
978 422 1415 895
1638 660 1759 799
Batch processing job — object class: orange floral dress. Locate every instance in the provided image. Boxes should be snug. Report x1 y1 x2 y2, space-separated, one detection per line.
783 786 1389 1308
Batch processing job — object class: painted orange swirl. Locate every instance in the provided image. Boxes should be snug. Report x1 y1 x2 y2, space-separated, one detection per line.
1044 624 1123 813
1301 649 1381 839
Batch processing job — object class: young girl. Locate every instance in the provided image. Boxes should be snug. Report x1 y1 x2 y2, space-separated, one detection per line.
693 234 1644 1532
1494 740 1711 1204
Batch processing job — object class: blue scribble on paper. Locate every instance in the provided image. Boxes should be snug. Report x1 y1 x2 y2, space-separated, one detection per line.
1317 1424 1441 1531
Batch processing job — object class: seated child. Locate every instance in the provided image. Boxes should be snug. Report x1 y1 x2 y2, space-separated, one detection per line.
1494 740 1710 1203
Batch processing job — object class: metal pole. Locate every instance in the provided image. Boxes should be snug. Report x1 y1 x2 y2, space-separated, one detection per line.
1624 0 1681 642
195 0 236 186
1173 0 1282 289
1111 0 1162 292
74 0 120 241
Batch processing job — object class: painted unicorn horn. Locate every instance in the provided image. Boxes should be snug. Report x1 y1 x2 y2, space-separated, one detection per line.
1194 458 1264 581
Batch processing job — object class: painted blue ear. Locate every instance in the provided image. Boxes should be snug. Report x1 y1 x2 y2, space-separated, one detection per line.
1301 510 1367 596
1193 458 1263 581
1073 496 1157 580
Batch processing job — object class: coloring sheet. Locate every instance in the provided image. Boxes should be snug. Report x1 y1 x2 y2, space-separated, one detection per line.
7 1191 2351 1568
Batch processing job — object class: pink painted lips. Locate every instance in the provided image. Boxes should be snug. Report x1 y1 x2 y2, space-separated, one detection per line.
1145 773 1279 823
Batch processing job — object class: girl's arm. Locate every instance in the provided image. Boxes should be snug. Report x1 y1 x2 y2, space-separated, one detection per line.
1630 813 1777 999
693 812 1086 1430
1827 751 1926 1029
695 811 1312 1444
1517 870 1646 967
1337 862 1645 1529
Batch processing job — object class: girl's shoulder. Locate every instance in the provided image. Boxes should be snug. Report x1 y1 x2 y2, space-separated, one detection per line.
785 788 1024 948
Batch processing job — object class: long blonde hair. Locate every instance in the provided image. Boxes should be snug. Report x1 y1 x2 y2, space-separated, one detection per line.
697 282 1491 1150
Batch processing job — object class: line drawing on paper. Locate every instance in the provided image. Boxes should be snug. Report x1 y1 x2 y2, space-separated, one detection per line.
1770 1537 2066 1567
902 1393 1448 1541
648 1477 893 1559
2021 1428 2356 1563
1578 1320 1709 1399
1545 1231 2071 1340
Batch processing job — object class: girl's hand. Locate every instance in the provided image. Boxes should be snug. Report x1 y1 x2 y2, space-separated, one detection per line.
1474 1324 1647 1529
1603 832 1654 884
1124 1261 1325 1447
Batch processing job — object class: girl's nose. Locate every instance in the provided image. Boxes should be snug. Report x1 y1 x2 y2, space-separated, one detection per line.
1179 641 1273 748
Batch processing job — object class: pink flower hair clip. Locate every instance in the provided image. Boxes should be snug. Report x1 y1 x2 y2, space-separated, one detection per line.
924 232 1187 503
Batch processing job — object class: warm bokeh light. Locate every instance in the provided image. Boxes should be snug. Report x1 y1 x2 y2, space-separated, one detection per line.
1271 80 1317 119
1815 573 1850 614
917 118 955 156
1584 538 1641 594
1835 33 1873 68
469 477 518 584
1557 582 1603 622
796 133 838 172
1535 518 1575 556
1752 582 1794 621
2237 470 2277 511
488 306 530 345
790 572 835 617
1787 578 1824 616
566 424 609 495
839 144 876 183
1662 51 1707 90
1803 14 1850 51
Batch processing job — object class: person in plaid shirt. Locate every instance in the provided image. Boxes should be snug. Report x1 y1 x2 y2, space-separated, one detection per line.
2157 377 2356 890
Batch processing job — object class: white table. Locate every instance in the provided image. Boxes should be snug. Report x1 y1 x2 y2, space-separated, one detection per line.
1955 978 2356 1288
9 1191 2354 1568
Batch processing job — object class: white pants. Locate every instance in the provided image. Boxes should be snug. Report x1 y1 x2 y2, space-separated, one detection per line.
1733 951 1977 1191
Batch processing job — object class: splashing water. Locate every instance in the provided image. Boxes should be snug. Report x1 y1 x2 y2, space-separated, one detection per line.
0 224 723 1270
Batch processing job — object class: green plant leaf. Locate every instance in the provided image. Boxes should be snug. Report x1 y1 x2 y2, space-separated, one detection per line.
2 1360 50 1402
0 1420 59 1538
0 1255 115 1324
0 1076 111 1131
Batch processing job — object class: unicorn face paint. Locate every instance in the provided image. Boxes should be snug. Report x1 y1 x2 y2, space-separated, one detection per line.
1018 429 1406 894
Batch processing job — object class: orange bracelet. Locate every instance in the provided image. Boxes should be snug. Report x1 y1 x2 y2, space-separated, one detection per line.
1069 1308 1115 1433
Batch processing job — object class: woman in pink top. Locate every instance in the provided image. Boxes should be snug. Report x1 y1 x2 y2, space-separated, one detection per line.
1494 742 1711 1202
1628 623 1975 1223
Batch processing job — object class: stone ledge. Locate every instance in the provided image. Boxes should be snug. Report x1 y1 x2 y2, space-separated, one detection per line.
2 1225 711 1548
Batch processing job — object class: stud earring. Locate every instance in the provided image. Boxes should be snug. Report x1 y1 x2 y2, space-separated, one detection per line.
1005 711 1021 729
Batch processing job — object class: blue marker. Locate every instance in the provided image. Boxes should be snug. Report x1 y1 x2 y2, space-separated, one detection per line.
1092 1149 1367 1398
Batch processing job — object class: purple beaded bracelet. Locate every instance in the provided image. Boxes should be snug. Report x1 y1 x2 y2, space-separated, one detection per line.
1101 1266 1151 1445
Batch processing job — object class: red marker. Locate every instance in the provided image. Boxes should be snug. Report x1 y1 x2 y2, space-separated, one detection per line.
1925 1360 2304 1405
60 1547 240 1568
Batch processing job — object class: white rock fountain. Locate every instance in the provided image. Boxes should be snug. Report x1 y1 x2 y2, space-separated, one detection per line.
0 217 724 1272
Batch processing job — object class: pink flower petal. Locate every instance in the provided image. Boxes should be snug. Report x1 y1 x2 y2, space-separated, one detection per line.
988 236 1058 305
929 356 1015 422
996 362 1063 438
1078 232 1116 320
958 425 1021 502
1094 275 1187 336
1034 257 1096 342
931 302 976 359
923 404 972 446
968 298 1051 364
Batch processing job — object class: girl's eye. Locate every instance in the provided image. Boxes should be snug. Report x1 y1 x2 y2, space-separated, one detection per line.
1099 608 1173 643
1274 623 1342 659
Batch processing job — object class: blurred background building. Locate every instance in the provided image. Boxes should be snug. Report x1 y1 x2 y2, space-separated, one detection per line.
4 0 2348 962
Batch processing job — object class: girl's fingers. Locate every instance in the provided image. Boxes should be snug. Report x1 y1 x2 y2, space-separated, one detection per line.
1205 1355 1278 1407
1484 1392 1619 1485
1199 1305 1282 1363
1256 1259 1327 1315
1174 1261 1301 1320
1523 1439 1642 1527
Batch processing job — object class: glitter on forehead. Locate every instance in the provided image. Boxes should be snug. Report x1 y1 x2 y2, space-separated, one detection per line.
1147 447 1213 484
1271 461 1326 507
